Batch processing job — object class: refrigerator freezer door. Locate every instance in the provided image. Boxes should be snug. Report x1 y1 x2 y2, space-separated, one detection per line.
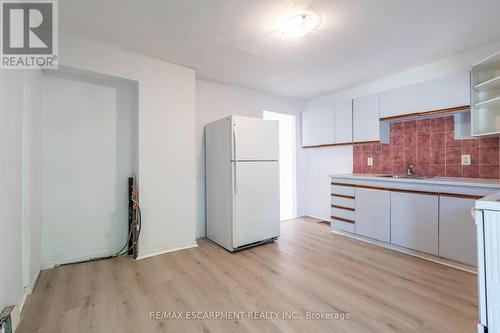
233 115 279 161
233 161 280 248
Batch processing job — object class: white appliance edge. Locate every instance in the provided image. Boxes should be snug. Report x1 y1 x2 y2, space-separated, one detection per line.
475 193 500 333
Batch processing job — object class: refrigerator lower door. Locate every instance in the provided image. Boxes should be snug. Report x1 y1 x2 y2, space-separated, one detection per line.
484 210 500 333
233 161 280 248
476 210 488 332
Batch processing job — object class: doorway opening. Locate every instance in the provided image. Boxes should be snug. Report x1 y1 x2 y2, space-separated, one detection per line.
263 111 297 221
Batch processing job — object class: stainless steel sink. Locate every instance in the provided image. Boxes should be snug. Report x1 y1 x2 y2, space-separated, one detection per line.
376 174 433 179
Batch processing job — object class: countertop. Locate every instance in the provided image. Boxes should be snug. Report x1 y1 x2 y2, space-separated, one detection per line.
476 192 500 210
330 173 500 189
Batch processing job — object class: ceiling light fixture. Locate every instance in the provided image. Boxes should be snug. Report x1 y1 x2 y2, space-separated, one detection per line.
279 11 320 38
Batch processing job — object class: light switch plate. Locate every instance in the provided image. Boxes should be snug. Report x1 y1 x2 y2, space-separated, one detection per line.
461 154 471 166
367 157 373 166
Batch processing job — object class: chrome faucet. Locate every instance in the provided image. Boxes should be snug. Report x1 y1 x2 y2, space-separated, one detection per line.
407 164 414 176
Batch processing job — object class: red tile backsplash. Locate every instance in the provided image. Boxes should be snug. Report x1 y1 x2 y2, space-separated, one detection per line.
353 116 500 179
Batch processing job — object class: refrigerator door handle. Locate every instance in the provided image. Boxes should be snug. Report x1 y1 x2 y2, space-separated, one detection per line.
472 207 482 219
233 127 238 194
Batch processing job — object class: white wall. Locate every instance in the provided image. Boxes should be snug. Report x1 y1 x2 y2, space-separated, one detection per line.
304 146 353 221
0 71 24 311
302 40 500 220
0 32 197 310
196 80 305 238
22 70 42 294
1 70 43 312
40 72 137 267
57 33 197 259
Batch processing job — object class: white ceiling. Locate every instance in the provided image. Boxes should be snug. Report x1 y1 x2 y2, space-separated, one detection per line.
60 0 500 99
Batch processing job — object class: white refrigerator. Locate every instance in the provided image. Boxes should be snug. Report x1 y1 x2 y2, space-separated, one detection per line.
475 193 500 333
205 115 280 251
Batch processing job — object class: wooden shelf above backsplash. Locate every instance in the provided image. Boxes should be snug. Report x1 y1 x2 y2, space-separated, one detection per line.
303 140 380 148
379 105 470 122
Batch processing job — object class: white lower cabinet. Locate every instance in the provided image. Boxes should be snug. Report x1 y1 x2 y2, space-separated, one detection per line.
391 192 439 255
439 196 477 266
355 188 390 242
331 178 487 267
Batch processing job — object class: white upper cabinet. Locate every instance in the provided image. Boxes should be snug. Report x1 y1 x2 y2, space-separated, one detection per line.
301 105 334 147
380 84 419 119
353 93 380 143
379 72 470 119
418 72 471 112
471 52 500 136
334 100 353 144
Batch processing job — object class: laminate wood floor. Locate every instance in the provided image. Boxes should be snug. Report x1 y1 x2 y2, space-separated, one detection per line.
17 217 478 333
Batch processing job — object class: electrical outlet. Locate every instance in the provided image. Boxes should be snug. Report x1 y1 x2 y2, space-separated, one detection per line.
367 157 373 166
461 154 471 166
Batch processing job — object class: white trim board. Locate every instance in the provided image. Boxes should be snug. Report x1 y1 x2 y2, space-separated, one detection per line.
7 295 24 333
41 250 118 270
18 292 27 314
304 215 329 222
14 265 41 328
137 243 198 260
331 229 476 274
28 265 41 294
41 243 199 269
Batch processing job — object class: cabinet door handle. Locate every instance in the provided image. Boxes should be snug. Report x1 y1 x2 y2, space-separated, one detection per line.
233 127 238 194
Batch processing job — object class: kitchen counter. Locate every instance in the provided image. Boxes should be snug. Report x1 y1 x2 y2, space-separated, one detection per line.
330 173 500 189
329 173 497 271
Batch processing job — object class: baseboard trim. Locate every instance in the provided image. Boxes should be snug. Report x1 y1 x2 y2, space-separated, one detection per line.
331 229 476 274
136 243 198 260
304 215 329 222
41 250 118 270
18 292 28 314
29 266 41 294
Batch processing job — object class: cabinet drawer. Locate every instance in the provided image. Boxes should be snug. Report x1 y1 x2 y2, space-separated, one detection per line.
332 220 355 233
331 185 355 197
331 196 355 209
331 207 355 221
